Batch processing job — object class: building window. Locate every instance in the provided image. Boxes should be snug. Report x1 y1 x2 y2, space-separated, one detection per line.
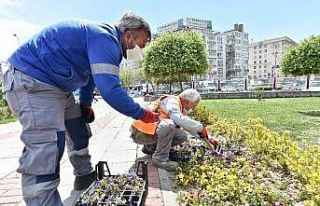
208 49 216 56
264 49 267 53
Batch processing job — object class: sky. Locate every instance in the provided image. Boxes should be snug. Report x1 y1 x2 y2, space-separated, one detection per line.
0 0 320 61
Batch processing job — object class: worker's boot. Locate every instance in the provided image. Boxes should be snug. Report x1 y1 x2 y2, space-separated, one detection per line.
152 158 178 171
74 171 96 190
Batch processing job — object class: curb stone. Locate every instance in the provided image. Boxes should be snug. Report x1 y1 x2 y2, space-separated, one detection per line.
158 168 177 206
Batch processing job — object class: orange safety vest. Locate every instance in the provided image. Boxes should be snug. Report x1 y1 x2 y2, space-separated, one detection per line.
132 95 182 135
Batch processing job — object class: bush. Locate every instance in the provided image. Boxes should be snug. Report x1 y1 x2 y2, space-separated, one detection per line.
175 106 320 205
0 90 16 124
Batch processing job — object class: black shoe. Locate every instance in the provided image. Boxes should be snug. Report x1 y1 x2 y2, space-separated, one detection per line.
74 171 96 190
142 144 155 155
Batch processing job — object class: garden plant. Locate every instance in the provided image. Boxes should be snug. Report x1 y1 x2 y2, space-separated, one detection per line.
173 106 320 206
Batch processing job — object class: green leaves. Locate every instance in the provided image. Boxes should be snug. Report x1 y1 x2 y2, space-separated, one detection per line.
143 30 209 85
175 107 320 205
281 35 320 76
119 68 144 89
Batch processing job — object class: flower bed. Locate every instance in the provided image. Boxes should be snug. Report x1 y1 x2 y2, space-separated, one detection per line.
174 106 320 206
76 161 147 206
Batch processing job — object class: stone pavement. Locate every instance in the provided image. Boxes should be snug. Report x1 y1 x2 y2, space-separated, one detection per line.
0 97 177 206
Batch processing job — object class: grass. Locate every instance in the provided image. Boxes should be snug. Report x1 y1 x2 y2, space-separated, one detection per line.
201 97 320 144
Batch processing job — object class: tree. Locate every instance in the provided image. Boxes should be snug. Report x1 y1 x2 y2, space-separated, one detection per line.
119 68 144 90
281 35 320 89
142 30 208 92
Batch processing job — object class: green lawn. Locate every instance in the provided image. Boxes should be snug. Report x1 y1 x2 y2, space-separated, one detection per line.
201 97 320 144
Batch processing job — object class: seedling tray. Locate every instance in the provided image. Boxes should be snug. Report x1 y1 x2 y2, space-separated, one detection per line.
76 160 148 206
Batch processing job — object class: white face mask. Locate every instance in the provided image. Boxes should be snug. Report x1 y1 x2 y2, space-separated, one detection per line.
183 108 193 115
126 45 143 65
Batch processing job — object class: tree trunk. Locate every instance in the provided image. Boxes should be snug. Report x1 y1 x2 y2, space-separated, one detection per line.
150 81 155 94
169 82 172 94
272 77 277 90
217 79 221 91
155 84 159 98
244 78 248 91
306 75 310 89
178 75 183 92
146 81 149 94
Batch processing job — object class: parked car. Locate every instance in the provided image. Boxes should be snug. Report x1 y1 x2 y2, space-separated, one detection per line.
196 81 216 93
129 85 143 97
308 81 320 91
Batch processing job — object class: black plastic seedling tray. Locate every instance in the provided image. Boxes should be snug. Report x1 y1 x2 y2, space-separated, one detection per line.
76 160 148 206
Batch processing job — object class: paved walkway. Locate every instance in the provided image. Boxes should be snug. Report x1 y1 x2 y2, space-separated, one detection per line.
0 98 177 206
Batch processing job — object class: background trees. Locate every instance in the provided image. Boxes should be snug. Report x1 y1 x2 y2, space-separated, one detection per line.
119 68 145 90
281 35 320 89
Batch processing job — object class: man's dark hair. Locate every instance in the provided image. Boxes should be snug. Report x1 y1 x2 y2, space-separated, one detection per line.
115 12 151 40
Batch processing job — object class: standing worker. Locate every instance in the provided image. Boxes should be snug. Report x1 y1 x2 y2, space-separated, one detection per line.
2 12 158 206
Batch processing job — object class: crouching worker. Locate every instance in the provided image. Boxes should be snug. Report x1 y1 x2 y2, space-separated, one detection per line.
130 89 218 171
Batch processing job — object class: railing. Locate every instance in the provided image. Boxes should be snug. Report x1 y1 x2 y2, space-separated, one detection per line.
200 90 320 99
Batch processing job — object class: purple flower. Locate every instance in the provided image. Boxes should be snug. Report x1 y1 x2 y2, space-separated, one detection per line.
127 171 138 181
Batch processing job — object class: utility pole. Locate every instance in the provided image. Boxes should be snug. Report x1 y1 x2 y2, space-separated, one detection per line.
272 44 279 90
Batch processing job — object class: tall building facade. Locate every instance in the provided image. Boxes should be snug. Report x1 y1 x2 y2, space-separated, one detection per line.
157 17 212 34
248 36 296 81
156 17 226 81
222 24 249 80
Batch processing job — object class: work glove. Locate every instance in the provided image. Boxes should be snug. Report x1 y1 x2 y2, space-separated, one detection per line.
208 136 219 145
80 105 95 123
140 109 159 123
199 125 219 146
198 125 208 139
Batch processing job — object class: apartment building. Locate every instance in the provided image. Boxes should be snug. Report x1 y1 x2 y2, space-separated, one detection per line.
157 17 212 34
248 36 296 81
156 17 226 81
222 24 249 80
